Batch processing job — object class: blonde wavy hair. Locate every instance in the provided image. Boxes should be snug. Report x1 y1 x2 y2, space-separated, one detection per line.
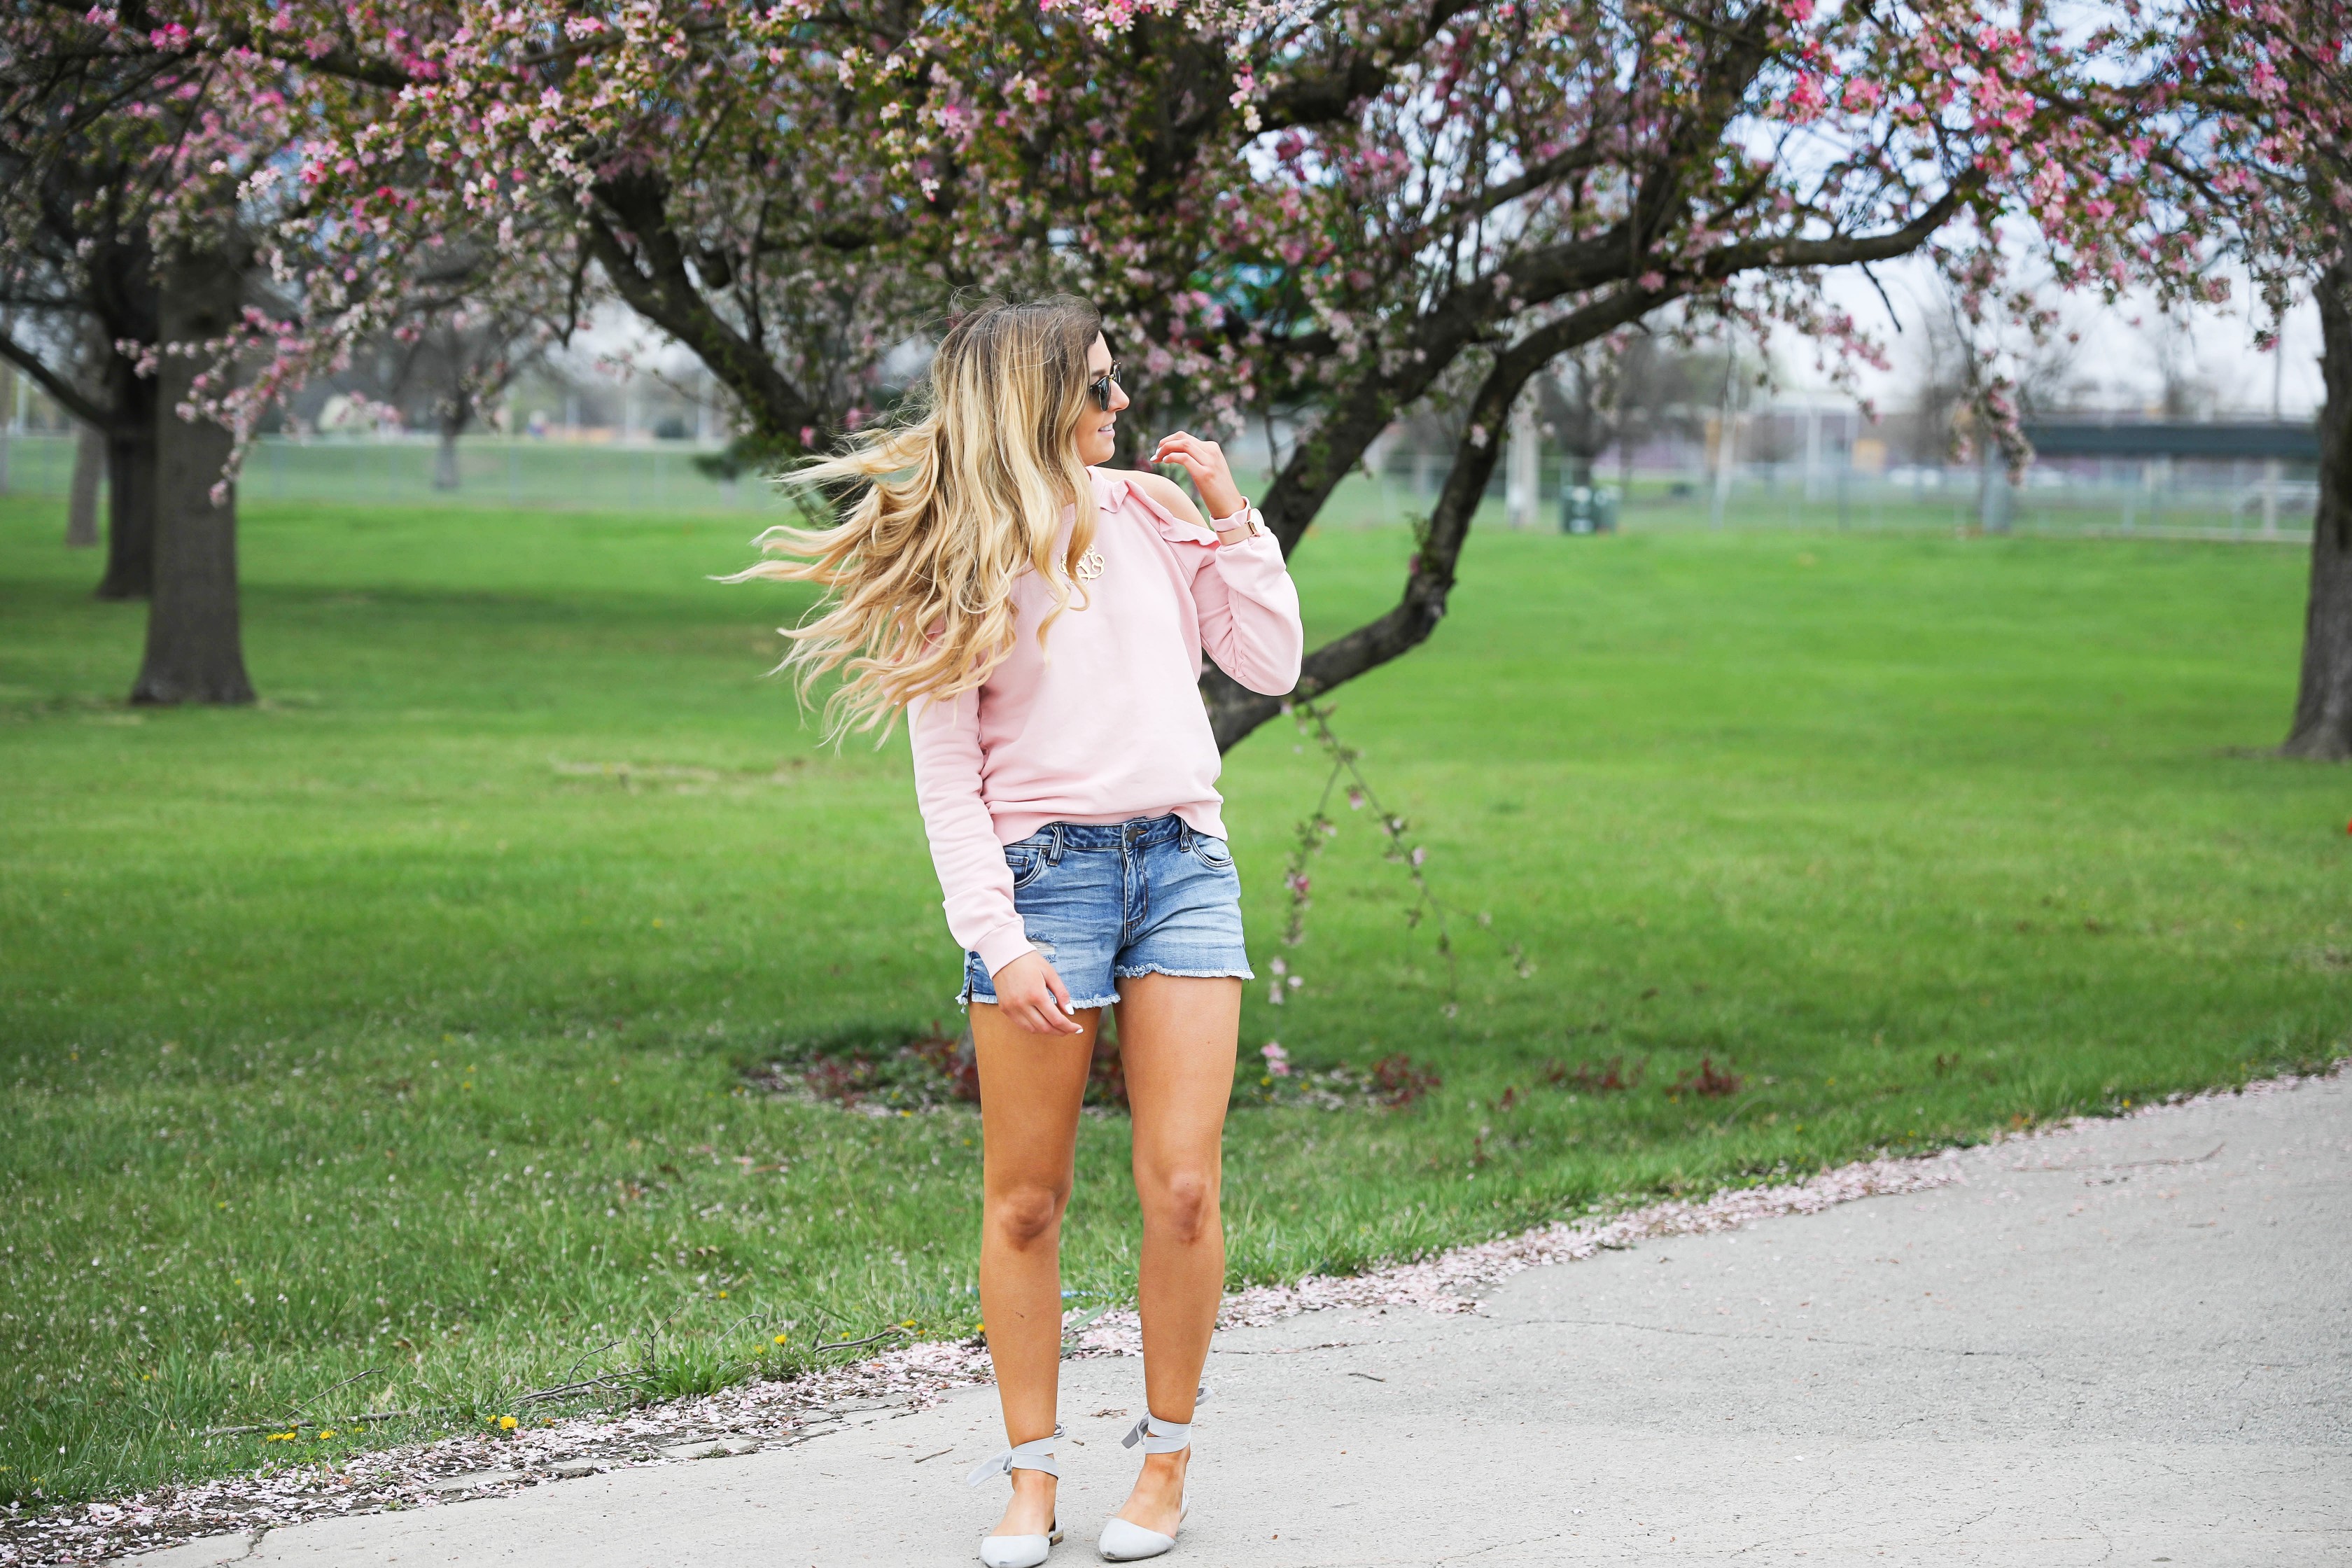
724 295 1104 738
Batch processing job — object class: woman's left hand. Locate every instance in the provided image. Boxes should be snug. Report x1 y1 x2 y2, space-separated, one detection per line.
1149 431 1245 523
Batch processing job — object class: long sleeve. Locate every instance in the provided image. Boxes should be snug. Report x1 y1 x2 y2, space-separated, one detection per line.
1192 530 1303 696
905 689 1033 976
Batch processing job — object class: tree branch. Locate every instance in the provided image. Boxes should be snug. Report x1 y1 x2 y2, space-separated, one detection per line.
1254 0 1485 129
1209 175 1977 750
1693 182 1977 278
582 172 831 448
0 332 113 428
1207 282 1670 749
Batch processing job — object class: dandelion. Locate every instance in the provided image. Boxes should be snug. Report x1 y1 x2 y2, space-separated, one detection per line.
265 1432 296 1443
717 1289 729 1298
773 1333 788 1345
498 1415 518 1431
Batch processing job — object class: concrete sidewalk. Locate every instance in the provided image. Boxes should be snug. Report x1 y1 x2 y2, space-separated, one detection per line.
129 1077 2350 1567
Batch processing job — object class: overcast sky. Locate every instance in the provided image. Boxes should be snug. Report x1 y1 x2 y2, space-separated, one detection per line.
1781 255 2325 419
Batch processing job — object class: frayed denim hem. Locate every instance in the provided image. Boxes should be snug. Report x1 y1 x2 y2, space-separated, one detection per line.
956 983 1123 1011
1112 962 1256 984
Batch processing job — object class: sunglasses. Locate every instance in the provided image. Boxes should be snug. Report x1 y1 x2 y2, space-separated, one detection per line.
1089 363 1124 412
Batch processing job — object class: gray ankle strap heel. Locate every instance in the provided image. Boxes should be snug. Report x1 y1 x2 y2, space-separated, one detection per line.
969 1436 1063 1568
1098 1387 1205 1562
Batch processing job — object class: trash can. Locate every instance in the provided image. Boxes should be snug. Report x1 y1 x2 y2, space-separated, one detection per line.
1560 484 1618 534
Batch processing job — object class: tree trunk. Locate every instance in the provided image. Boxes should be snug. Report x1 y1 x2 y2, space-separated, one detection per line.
2282 252 2352 760
130 246 255 707
432 385 471 491
66 423 104 547
95 380 158 601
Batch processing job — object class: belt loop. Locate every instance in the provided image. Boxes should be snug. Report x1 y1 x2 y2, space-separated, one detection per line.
1047 822 1064 865
1177 820 1193 853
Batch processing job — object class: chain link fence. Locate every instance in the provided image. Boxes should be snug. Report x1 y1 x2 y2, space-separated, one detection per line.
1340 456 2316 542
0 432 794 517
0 430 2317 543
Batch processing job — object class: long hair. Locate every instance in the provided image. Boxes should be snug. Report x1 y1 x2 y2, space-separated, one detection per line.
723 295 1103 739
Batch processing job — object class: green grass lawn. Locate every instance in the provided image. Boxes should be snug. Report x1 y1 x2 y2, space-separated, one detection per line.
1 493 2343 1512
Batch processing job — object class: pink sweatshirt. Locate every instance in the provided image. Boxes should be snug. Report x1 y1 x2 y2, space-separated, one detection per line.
906 468 1305 976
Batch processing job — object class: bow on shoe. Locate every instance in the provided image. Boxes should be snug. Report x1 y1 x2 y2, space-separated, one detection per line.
1120 1385 1209 1453
966 1434 1062 1487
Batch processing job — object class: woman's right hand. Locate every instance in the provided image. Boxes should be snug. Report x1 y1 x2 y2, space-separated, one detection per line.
991 950 1086 1035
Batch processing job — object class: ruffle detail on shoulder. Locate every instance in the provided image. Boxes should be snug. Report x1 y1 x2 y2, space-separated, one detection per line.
1092 468 1217 547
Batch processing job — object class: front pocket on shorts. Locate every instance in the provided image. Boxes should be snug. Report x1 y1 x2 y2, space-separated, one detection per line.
1189 834 1235 870
1005 846 1049 890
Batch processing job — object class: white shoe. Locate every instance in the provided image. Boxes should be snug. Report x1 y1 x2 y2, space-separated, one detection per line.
1096 1502 1184 1563
968 1435 1063 1568
980 1525 1063 1568
1096 1411 1195 1562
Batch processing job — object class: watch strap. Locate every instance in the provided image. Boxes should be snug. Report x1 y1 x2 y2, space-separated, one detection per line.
1211 502 1263 539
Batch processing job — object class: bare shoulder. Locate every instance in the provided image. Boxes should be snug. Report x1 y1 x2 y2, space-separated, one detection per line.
1113 468 1208 528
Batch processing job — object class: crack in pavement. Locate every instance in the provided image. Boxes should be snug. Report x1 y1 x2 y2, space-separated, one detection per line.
1478 1315 2052 1361
2006 1143 2227 1174
1434 1527 1573 1562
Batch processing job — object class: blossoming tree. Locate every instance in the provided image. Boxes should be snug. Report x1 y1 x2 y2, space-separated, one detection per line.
151 0 2213 736
0 6 333 701
2170 0 2352 759
1 5 554 701
1982 0 2352 754
0 19 172 601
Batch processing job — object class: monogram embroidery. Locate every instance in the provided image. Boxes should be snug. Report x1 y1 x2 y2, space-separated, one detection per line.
1075 546 1105 580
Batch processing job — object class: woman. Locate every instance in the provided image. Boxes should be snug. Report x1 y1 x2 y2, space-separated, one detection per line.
734 295 1302 1564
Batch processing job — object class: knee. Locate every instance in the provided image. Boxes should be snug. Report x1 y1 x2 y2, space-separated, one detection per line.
988 1182 1068 1248
1145 1168 1218 1245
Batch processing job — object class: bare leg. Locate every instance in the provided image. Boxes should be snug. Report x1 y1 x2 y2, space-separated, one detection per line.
1109 973 1240 1534
974 1000 1099 1539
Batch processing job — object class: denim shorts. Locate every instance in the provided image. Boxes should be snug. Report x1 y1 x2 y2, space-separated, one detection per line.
960 816 1254 1009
